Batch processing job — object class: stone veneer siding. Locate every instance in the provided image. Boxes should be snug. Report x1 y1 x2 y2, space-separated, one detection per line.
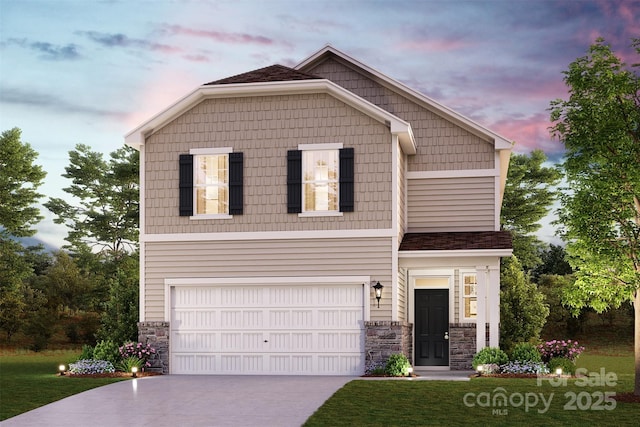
365 321 413 369
138 321 170 374
449 323 490 370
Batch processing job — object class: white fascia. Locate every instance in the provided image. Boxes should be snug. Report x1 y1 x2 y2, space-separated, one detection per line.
399 249 513 259
124 79 416 155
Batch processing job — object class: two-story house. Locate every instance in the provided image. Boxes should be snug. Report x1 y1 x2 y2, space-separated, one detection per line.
125 45 512 375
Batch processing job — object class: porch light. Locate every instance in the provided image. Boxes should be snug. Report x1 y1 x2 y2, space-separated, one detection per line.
372 282 384 308
58 364 66 376
131 366 138 378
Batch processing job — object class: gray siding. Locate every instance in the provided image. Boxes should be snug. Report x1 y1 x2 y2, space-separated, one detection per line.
145 93 393 235
144 237 394 321
305 57 495 171
407 176 495 232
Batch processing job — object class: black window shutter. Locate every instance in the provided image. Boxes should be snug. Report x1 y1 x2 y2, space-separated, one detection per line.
339 147 354 212
229 152 244 215
179 154 193 216
287 150 302 213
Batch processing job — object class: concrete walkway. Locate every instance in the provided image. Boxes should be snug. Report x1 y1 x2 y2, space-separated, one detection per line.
1 376 354 427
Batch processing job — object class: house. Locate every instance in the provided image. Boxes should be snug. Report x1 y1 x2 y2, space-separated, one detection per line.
125 45 513 375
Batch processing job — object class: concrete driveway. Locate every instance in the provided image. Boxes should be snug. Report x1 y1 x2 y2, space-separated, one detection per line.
1 375 354 427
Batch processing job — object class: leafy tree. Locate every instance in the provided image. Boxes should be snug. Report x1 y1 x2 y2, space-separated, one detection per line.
97 255 139 344
0 128 47 239
500 257 549 352
45 144 139 257
501 150 561 270
532 244 573 281
550 38 640 395
0 128 46 340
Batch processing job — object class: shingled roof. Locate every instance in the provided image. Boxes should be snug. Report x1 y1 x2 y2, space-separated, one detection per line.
205 64 322 85
399 231 513 251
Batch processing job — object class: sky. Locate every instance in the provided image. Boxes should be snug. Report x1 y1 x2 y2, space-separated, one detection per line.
1 0 638 249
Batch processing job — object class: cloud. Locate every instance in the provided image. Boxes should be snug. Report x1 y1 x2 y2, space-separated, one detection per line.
489 113 565 159
4 38 80 61
157 24 275 46
397 39 470 53
0 86 129 120
77 31 182 54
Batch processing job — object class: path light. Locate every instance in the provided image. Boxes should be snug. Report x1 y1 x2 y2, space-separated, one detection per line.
58 364 66 376
131 366 138 378
476 364 484 376
555 367 562 377
372 282 384 308
407 367 414 377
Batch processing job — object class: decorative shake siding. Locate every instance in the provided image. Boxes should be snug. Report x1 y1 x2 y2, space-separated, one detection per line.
143 237 394 321
305 58 495 171
407 176 495 232
144 93 394 235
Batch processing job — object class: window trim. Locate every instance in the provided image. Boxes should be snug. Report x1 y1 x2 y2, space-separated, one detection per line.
186 147 238 219
298 143 344 217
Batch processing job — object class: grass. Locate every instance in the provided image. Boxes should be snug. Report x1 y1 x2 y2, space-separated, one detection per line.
0 349 127 421
304 352 637 426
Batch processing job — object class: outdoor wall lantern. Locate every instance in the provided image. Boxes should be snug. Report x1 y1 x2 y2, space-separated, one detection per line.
372 282 384 308
58 364 66 376
131 366 138 378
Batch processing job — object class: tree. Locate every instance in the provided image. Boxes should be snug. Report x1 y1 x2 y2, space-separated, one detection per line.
532 244 573 281
500 256 549 352
501 150 561 270
550 38 640 395
45 144 139 257
0 128 47 340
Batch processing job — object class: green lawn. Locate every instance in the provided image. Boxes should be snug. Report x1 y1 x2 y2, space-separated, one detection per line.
304 354 637 426
0 350 127 421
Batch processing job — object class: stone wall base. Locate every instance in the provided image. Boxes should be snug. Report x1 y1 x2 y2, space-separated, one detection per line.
138 321 170 374
364 321 413 371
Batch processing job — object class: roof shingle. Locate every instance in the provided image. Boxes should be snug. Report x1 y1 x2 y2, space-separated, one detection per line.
399 231 513 251
205 64 321 85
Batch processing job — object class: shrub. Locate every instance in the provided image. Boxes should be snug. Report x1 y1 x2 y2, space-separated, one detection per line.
548 357 576 375
93 340 121 365
78 344 94 361
365 360 386 376
538 339 585 363
477 363 500 374
385 353 411 376
119 342 157 367
510 342 542 363
69 359 115 375
472 347 508 370
500 361 549 375
118 356 144 373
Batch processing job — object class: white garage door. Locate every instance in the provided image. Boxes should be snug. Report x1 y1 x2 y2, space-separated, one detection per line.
170 283 365 375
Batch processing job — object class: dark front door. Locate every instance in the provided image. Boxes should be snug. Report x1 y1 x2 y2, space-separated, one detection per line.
415 289 449 366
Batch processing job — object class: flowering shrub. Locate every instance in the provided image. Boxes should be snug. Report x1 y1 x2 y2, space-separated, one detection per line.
119 342 156 367
500 361 549 375
476 363 500 374
69 359 115 375
365 360 386 375
538 339 585 363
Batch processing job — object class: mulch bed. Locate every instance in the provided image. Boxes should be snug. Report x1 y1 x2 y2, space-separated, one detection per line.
66 372 162 378
613 393 640 403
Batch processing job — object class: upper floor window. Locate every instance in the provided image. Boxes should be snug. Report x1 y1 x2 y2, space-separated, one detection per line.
462 273 477 319
303 150 338 212
179 148 243 218
288 144 354 215
195 154 228 215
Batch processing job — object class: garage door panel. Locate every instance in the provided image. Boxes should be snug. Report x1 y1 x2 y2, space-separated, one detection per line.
170 284 364 375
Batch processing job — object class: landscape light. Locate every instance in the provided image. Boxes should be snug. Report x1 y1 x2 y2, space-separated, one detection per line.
58 364 66 376
131 366 138 378
555 367 562 377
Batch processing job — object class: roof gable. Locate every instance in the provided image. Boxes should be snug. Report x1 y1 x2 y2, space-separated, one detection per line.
296 45 513 151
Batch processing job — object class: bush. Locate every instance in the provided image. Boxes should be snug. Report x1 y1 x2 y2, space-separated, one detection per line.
538 339 585 363
548 357 576 375
510 342 542 363
500 361 549 375
365 360 386 376
78 344 94 361
472 347 508 370
119 342 156 367
385 354 411 376
68 359 115 375
118 356 144 373
93 340 121 365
